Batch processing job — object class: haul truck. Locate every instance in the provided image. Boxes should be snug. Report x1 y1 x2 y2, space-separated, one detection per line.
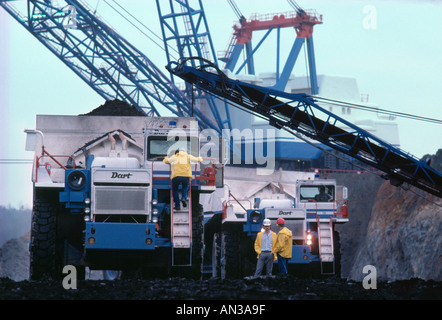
204 175 348 278
25 115 218 280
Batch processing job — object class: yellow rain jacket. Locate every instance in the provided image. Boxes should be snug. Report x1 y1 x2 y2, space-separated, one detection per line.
254 231 277 261
163 151 202 179
274 227 293 259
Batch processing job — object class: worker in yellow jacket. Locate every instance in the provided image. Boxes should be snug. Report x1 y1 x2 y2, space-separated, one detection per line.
253 219 277 278
274 217 293 274
163 149 202 210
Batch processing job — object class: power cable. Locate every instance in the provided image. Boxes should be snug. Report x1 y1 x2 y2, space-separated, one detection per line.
315 96 442 125
0 159 33 164
102 0 179 60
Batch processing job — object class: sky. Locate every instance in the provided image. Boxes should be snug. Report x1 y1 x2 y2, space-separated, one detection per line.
0 0 441 209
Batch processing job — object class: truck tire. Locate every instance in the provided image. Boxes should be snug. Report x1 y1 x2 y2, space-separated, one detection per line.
333 230 342 278
189 202 204 279
220 227 241 279
211 232 221 278
29 195 59 280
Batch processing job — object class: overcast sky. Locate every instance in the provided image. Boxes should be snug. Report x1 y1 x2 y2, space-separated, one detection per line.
1 0 441 208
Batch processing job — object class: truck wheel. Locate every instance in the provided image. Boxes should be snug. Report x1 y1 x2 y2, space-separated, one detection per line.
211 232 221 278
189 203 204 279
220 227 241 279
333 230 341 278
29 195 59 280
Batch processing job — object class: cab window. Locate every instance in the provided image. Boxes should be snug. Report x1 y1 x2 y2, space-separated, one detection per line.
300 185 334 202
147 136 196 159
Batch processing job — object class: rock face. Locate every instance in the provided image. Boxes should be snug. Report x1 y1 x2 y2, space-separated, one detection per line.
330 148 442 282
0 233 30 282
348 182 442 281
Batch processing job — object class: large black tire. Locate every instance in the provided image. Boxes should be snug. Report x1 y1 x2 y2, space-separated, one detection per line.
29 195 59 280
211 232 221 278
220 227 241 279
189 202 204 279
333 230 342 278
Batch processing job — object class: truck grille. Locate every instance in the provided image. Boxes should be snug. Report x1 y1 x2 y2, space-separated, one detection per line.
94 186 148 214
270 219 305 240
286 220 305 239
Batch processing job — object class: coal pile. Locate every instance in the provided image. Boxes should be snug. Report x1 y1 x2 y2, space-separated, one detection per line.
0 275 440 300
80 99 146 116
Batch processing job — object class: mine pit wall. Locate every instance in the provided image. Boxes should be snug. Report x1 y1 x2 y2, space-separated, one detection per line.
331 171 442 282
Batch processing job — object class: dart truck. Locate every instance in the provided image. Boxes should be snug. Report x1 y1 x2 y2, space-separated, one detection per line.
25 114 219 280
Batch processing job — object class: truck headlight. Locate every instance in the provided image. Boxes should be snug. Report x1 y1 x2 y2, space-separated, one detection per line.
306 233 312 245
249 210 262 224
152 199 158 206
67 170 87 190
152 208 159 215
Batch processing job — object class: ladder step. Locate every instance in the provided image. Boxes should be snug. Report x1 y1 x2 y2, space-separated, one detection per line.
173 231 190 236
173 243 191 248
173 219 190 223
320 248 333 254
321 256 334 262
171 189 192 263
320 230 331 236
318 219 335 274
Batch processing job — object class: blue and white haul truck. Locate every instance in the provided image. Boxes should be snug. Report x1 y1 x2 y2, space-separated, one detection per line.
204 175 348 278
25 115 218 280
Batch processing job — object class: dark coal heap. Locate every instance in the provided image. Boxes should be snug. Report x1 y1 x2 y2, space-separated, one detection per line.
80 99 146 117
0 275 440 300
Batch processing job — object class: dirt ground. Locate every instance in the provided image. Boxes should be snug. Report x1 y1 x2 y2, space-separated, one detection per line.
0 275 440 300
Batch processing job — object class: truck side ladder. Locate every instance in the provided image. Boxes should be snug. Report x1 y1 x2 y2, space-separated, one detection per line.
171 188 192 266
317 216 335 275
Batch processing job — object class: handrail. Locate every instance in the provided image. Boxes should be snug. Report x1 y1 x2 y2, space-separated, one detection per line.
151 156 168 180
35 148 76 183
305 199 318 215
329 216 334 261
37 148 76 171
151 156 218 187
304 198 348 219
225 191 251 213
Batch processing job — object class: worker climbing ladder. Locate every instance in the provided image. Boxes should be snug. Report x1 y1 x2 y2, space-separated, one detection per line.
317 217 335 275
171 189 193 266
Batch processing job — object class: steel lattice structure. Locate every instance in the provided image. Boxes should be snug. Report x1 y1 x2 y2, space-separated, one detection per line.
0 0 219 131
